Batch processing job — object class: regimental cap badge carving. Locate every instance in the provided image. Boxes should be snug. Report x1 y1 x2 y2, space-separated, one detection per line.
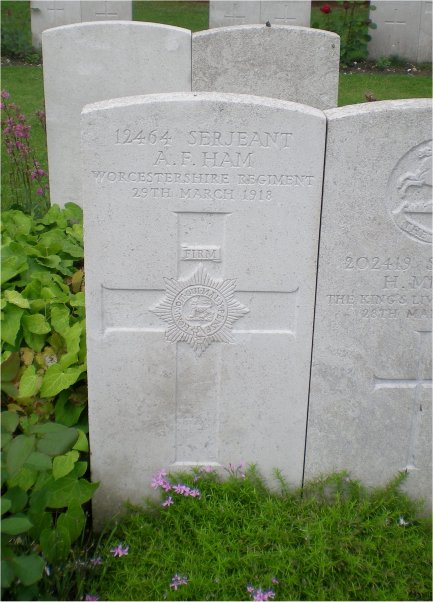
151 264 249 355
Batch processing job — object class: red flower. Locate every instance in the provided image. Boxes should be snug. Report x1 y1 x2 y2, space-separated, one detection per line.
320 3 331 13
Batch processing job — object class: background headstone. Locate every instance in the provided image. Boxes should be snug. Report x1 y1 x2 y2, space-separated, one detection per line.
368 1 433 63
304 99 432 507
192 25 339 109
42 22 191 207
82 92 326 524
31 1 132 48
209 1 311 28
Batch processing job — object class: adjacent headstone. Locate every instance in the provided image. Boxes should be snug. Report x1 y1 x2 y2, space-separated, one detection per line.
304 99 432 506
42 22 191 207
192 25 339 109
368 1 433 63
209 1 311 28
82 92 326 525
31 1 132 48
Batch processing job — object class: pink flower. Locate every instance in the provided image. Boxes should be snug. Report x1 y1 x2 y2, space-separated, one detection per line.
84 596 99 601
110 544 129 557
151 469 172 491
1 90 10 99
89 557 103 566
162 496 174 507
36 187 44 196
170 574 188 590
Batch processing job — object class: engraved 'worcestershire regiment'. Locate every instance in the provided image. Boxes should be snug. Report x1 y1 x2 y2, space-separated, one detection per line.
82 93 325 524
151 264 249 355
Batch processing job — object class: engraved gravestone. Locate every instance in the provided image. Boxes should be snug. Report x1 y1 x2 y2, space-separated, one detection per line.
30 1 132 48
209 1 311 28
192 25 340 109
42 22 191 207
82 93 326 524
304 100 432 506
368 1 433 63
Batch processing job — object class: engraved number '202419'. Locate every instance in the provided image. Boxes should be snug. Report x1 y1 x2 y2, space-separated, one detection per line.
344 256 411 271
115 129 172 146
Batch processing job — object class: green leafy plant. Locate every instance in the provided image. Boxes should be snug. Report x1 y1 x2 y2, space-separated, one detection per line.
1 204 98 600
1 4 41 63
313 1 377 66
376 55 392 70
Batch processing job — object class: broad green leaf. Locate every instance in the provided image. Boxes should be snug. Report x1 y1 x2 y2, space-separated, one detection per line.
52 450 79 480
12 554 45 586
1 352 20 382
22 313 51 335
46 476 99 509
1 304 24 346
6 435 35 475
2 487 28 513
57 503 85 543
2 210 32 237
1 253 28 285
64 202 83 223
33 423 79 457
24 451 52 472
70 461 88 479
69 292 85 307
1 560 15 588
40 526 71 563
7 466 38 491
1 497 12 515
40 364 84 398
18 365 41 399
63 322 82 356
4 290 30 309
72 430 89 452
58 352 78 370
50 305 70 336
22 323 47 352
1 411 19 433
1 515 33 535
55 393 86 427
28 510 51 539
35 255 62 269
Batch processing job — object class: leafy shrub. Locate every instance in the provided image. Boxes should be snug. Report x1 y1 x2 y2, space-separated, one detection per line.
1 4 41 63
376 55 392 70
1 205 98 600
313 1 377 66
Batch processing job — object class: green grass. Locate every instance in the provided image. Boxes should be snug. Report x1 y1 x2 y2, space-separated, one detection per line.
133 1 208 32
338 72 433 105
83 469 432 601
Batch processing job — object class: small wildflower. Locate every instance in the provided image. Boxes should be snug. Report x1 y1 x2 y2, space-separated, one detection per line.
151 469 172 491
271 577 279 585
320 3 331 13
36 187 44 196
89 556 103 566
110 543 129 557
170 574 188 590
162 496 174 507
247 585 275 601
398 516 409 526
84 595 99 601
1 90 10 99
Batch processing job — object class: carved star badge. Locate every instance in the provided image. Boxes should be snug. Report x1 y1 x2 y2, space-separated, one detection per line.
151 264 249 355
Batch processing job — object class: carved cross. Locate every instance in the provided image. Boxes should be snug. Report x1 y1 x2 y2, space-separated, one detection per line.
94 1 118 18
101 210 299 468
374 330 432 470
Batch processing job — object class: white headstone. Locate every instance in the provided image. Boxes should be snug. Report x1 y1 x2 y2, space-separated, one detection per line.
30 1 132 48
82 92 326 524
209 1 311 28
192 25 339 110
368 1 433 63
42 22 191 207
304 99 432 507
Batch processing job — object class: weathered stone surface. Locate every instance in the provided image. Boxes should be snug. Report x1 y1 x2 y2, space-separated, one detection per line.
209 1 310 28
192 25 339 109
368 1 432 63
304 100 432 506
82 93 326 524
42 22 191 207
30 1 132 48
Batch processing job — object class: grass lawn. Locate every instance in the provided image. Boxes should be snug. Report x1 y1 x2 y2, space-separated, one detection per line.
82 470 432 602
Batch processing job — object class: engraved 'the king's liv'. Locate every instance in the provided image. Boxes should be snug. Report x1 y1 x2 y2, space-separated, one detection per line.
150 265 249 355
